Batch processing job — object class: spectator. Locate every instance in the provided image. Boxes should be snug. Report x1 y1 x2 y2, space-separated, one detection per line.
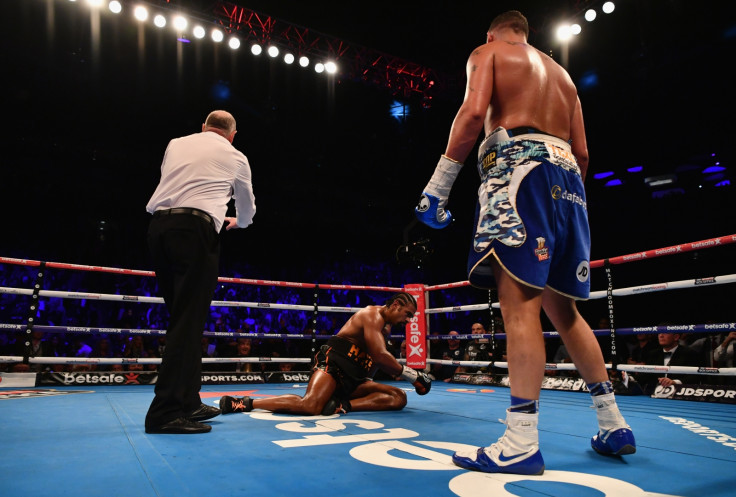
714 332 735 367
279 361 297 372
627 333 658 365
72 337 93 358
232 338 256 373
92 336 116 371
48 333 71 359
458 323 491 374
431 330 464 382
398 340 407 359
153 336 167 359
201 336 218 372
640 332 700 393
27 331 54 372
548 342 577 378
122 335 148 359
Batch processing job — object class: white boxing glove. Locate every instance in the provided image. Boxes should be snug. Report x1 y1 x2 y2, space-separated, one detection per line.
415 155 464 229
400 365 432 395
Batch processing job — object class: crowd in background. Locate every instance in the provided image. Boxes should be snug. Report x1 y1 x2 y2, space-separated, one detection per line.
1 261 734 388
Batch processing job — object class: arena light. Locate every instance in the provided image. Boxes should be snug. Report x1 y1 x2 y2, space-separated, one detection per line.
228 37 240 50
627 166 643 173
314 62 325 73
578 71 599 90
267 46 279 57
211 29 224 42
644 174 677 187
605 179 623 187
133 6 148 21
703 165 726 174
602 2 616 14
284 53 295 64
153 14 166 28
172 15 187 32
556 24 574 42
584 9 597 22
251 44 262 55
108 1 122 14
299 56 309 67
324 61 337 74
593 171 614 180
192 25 206 39
570 23 582 36
390 100 409 121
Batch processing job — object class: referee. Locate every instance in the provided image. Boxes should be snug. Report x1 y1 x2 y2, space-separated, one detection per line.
144 110 256 434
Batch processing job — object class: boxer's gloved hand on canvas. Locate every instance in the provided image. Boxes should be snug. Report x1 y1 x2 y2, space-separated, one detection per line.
400 365 432 395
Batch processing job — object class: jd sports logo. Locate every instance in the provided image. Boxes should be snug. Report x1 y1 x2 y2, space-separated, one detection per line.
576 261 590 283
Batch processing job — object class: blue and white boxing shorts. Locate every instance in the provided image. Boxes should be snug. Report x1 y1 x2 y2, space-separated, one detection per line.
467 127 591 300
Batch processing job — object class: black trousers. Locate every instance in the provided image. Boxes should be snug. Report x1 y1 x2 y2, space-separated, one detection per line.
145 213 220 428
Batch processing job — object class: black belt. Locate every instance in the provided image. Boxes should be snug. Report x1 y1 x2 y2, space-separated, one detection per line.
153 208 217 231
506 126 566 142
506 126 546 137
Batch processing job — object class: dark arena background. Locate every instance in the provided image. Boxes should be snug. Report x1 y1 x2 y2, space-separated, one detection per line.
1 2 735 496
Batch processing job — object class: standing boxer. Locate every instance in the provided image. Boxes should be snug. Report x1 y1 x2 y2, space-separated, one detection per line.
219 292 431 416
145 110 256 434
415 11 634 474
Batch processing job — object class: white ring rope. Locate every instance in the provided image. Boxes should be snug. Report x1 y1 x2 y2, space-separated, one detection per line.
3 272 734 316
3 355 734 377
0 356 310 365
0 287 359 313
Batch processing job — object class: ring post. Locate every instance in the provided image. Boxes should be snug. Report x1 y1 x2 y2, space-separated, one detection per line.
22 261 46 365
604 259 619 371
404 284 427 370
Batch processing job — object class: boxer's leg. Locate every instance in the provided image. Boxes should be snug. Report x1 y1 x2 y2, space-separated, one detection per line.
543 289 635 455
221 369 337 415
348 381 407 412
452 257 545 475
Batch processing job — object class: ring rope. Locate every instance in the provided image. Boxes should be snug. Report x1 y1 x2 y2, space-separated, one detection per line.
0 287 362 313
3 355 734 378
2 323 734 340
2 234 733 292
2 236 735 382
0 257 401 292
0 356 310 365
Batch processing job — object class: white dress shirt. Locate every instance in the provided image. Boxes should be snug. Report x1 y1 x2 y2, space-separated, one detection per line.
146 131 256 231
714 340 734 367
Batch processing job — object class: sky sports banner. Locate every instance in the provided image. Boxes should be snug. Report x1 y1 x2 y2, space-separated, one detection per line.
403 284 427 369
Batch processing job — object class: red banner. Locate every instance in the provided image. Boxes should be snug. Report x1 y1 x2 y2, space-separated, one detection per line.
403 284 427 369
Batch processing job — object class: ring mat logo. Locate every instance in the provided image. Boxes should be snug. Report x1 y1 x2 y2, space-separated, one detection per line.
0 389 94 400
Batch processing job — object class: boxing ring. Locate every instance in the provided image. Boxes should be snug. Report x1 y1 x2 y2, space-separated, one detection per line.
1 235 735 497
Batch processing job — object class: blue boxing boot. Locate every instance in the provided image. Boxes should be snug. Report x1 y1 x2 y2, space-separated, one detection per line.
590 392 636 455
452 410 545 475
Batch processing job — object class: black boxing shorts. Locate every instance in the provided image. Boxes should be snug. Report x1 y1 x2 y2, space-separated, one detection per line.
313 336 374 396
